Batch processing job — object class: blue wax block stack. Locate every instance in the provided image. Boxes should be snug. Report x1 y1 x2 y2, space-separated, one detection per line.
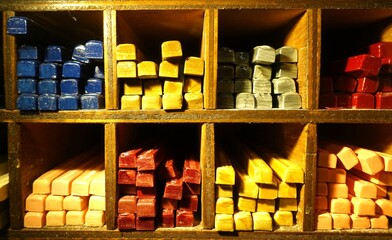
60 79 82 94
38 79 59 94
94 65 104 79
17 93 38 110
81 93 104 109
17 60 40 78
19 45 41 60
17 78 37 94
72 44 89 64
39 62 61 79
38 94 58 111
58 94 80 110
62 61 86 79
7 16 29 35
85 40 103 60
85 78 103 94
44 45 69 63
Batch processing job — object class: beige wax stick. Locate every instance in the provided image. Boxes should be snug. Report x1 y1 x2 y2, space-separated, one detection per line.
350 195 376 216
46 210 66 227
346 173 377 199
235 93 255 109
214 213 234 232
377 152 392 172
184 93 204 109
137 61 158 79
121 95 141 110
89 169 105 196
276 46 298 63
66 209 87 226
274 63 298 79
89 195 106 211
45 195 64 211
234 211 253 231
330 198 351 214
72 160 104 196
63 195 89 211
277 92 302 109
375 198 392 217
161 40 182 61
24 211 46 228
331 213 350 229
117 61 137 78
25 193 48 212
252 212 273 231
215 197 234 214
370 215 388 229
320 142 359 170
85 210 105 227
351 146 384 175
350 214 370 229
234 79 252 93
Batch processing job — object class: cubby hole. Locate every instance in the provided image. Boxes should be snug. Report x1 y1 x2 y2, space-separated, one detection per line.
0 11 4 109
217 9 310 109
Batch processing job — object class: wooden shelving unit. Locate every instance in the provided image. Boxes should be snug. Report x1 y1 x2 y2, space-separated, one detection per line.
1 1 392 239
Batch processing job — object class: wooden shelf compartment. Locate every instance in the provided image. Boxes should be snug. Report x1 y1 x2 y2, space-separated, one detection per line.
8 122 105 229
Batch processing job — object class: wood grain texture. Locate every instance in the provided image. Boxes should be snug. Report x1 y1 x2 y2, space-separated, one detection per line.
3 11 17 110
104 123 117 230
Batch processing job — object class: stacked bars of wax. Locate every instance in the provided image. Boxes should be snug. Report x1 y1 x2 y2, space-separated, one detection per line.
0 156 9 230
117 41 204 110
24 150 106 228
214 142 304 232
117 144 201 231
320 41 392 109
7 16 105 111
217 45 301 109
315 141 392 230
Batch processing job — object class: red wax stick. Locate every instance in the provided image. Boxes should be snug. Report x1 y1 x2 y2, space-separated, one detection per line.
344 54 381 77
351 93 375 109
176 209 194 227
119 184 137 195
158 158 180 179
376 92 392 109
369 42 392 58
136 217 155 231
356 76 379 93
137 187 156 199
136 171 155 187
118 148 142 169
117 213 136 230
180 195 198 212
333 75 357 93
333 93 352 108
380 57 392 75
161 208 175 228
183 157 201 184
161 198 178 210
137 198 156 217
183 182 201 195
118 195 137 214
163 178 183 200
118 169 136 185
136 147 165 172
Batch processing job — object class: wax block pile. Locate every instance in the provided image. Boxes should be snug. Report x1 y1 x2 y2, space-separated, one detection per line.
315 141 392 230
117 41 204 110
217 45 301 109
7 16 105 111
320 41 392 109
214 142 304 231
24 150 106 228
117 143 201 230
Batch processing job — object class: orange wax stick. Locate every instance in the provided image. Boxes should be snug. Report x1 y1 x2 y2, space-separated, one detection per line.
320 142 358 170
318 148 337 168
346 173 377 199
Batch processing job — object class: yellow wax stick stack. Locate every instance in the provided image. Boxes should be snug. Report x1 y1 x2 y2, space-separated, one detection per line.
116 43 142 62
215 147 235 185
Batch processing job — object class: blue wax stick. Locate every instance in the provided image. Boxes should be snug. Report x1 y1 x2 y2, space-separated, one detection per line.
17 93 38 110
45 45 68 63
85 40 104 60
85 78 104 94
38 94 58 111
17 78 37 94
58 94 80 110
94 65 104 79
38 79 59 94
7 16 29 35
39 62 61 79
62 61 86 79
18 45 41 60
72 44 89 64
60 79 82 95
17 60 40 78
81 93 104 109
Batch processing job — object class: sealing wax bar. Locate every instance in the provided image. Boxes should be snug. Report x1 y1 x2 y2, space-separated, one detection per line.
45 195 64 211
85 210 105 227
315 196 328 210
272 77 296 94
258 181 278 200
234 79 252 93
278 198 297 211
183 157 201 184
137 147 166 172
184 93 203 109
380 57 392 75
17 93 38 110
159 158 180 179
235 65 252 79
217 79 234 93
118 169 136 185
334 93 352 108
233 164 259 199
378 152 392 172
350 214 370 229
370 215 388 229
320 142 358 170
346 173 377 199
117 61 137 78
320 76 334 93
24 211 46 228
276 178 297 198
261 150 303 183
328 183 348 198
136 217 155 230
215 197 234 214
138 61 158 79
18 78 37 94
235 93 255 109
184 57 204 77
234 211 252 230
356 76 379 93
184 182 201 195
159 60 179 78
58 94 80 110
71 161 104 196
62 61 87 79
72 44 89 63
45 45 69 63
116 43 140 61
19 45 41 60
63 195 89 211
350 196 375 216
124 79 143 95
351 146 384 175
120 184 137 195
251 212 272 231
163 178 183 200
252 45 276 65
118 195 137 214
162 94 183 110
136 171 155 187
376 92 392 109
218 65 235 79
253 79 272 94
39 62 61 79
375 198 392 217
274 63 298 79
163 79 183 94
162 198 178 210
215 148 235 185
88 195 105 211
85 40 103 60
180 195 198 212
137 187 156 199
235 52 250 66
369 42 392 58
217 93 234 109
93 65 104 79
330 198 350 214
318 148 337 168
215 213 234 232
257 199 275 213
253 64 272 81
276 46 298 63
161 208 175 228
137 198 157 217
81 93 104 109
327 168 346 183
121 95 141 110
46 210 66 226
176 209 194 227
333 75 357 93
38 79 59 94
142 95 162 109
38 93 58 111
184 77 202 93
237 196 256 212
161 40 182 61
60 79 82 94
26 193 48 212
254 93 273 109
218 47 235 63
315 212 332 230
350 168 392 186
7 16 31 34
379 76 392 92
331 213 350 229
119 148 142 169
345 54 381 77
66 209 87 226
277 92 302 109
118 213 136 230
17 60 39 78
85 78 104 94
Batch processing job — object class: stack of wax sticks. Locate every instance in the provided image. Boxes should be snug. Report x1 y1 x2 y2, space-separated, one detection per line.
320 41 392 109
117 142 201 231
214 142 304 231
24 149 105 228
117 41 204 110
217 45 301 109
7 16 105 111
315 141 392 230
